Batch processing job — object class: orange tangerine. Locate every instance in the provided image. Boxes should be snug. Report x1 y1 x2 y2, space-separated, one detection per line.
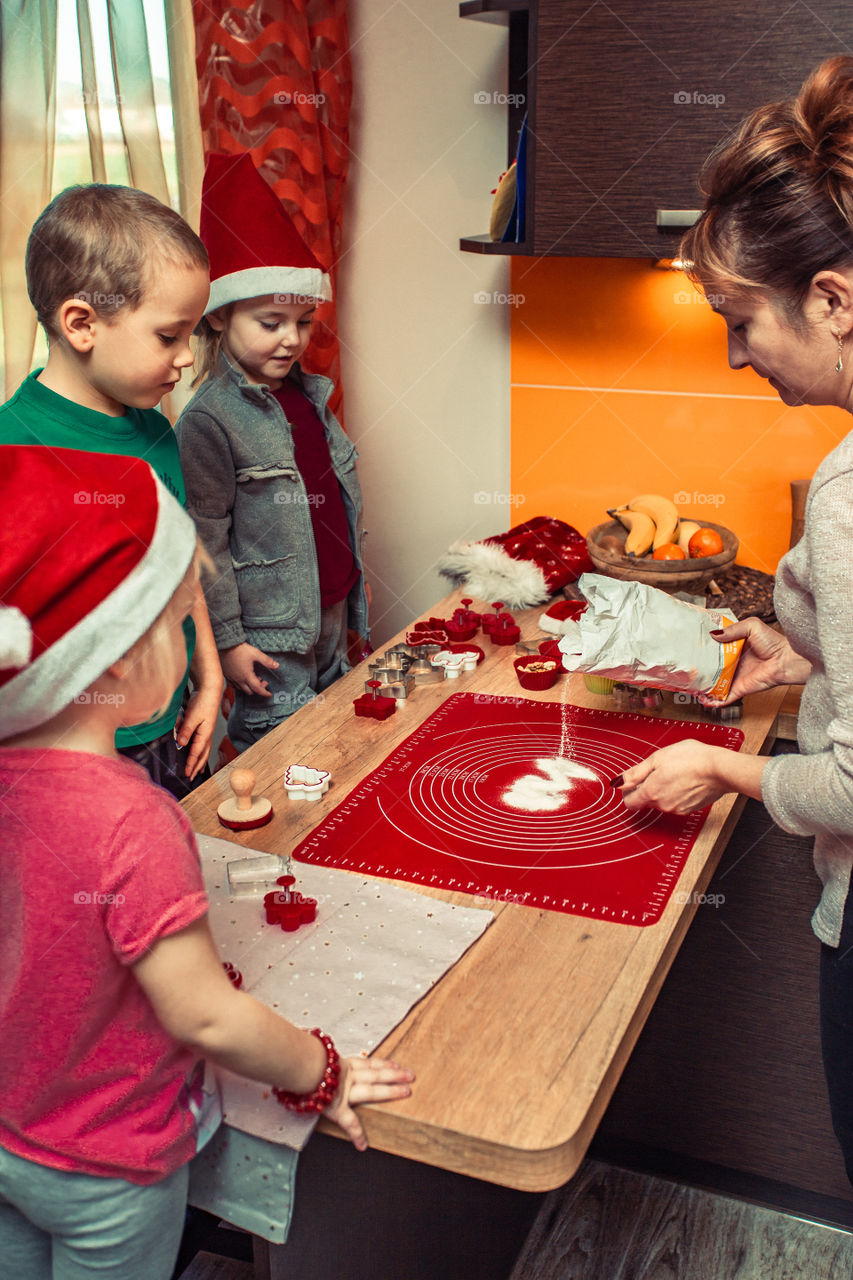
651 542 686 560
688 527 725 558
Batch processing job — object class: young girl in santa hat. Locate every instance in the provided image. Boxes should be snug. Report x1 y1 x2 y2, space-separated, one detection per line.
0 445 411 1279
176 153 369 753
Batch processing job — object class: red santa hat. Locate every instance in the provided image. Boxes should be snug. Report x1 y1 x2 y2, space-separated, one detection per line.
0 446 197 741
200 152 332 314
437 516 594 609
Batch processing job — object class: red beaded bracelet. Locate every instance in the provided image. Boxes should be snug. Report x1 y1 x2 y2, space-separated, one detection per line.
273 1028 341 1114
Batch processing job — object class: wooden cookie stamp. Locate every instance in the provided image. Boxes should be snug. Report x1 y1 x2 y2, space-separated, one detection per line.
217 767 274 831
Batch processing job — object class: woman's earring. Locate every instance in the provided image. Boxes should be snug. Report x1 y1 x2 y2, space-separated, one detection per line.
837 333 844 374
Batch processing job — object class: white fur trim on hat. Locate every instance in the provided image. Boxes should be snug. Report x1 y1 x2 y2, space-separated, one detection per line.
0 607 33 670
437 541 550 610
538 609 580 636
0 475 197 741
206 265 332 314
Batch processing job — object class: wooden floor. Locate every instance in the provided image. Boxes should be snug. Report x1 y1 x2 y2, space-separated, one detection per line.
177 1159 853 1279
178 1255 253 1280
510 1161 853 1280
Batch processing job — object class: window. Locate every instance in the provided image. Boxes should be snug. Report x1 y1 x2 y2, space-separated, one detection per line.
55 0 176 195
0 0 181 385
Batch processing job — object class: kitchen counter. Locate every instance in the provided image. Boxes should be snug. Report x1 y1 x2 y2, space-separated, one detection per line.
182 589 788 1196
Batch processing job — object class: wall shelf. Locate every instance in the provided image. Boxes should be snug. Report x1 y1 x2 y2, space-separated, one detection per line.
459 234 530 255
461 0 853 257
460 0 531 253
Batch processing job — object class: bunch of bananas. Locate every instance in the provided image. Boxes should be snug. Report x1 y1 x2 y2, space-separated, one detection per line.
607 494 702 557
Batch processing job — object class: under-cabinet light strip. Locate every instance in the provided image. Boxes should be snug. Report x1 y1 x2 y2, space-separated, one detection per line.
512 382 780 402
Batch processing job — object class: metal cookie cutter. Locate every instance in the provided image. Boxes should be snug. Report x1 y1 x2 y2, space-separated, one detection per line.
369 673 417 700
408 655 444 683
404 641 443 660
387 643 417 664
368 660 406 683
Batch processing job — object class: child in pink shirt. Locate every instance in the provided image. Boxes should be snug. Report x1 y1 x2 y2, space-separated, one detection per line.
0 446 412 1279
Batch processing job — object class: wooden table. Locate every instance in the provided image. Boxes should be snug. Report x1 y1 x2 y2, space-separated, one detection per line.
182 589 788 1211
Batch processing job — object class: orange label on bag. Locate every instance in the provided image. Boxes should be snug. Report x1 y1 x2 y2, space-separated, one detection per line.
705 616 745 701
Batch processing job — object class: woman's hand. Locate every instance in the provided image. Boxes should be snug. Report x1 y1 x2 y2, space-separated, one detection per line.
615 740 730 814
705 618 811 704
220 642 280 697
614 741 768 813
324 1056 415 1151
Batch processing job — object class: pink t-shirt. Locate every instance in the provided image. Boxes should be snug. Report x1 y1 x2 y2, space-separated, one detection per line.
0 748 210 1184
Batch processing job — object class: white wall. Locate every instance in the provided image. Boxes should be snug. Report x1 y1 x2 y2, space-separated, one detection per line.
339 0 512 645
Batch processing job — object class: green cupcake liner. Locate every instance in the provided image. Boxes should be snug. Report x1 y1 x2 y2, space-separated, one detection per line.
583 674 616 694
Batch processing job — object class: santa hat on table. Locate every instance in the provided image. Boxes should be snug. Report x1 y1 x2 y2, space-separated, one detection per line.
200 152 332 314
437 516 594 610
0 446 197 741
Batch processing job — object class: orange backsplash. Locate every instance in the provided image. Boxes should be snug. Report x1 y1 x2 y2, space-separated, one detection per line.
509 256 850 573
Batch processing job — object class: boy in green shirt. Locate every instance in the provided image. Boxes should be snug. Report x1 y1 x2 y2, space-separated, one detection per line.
0 184 222 795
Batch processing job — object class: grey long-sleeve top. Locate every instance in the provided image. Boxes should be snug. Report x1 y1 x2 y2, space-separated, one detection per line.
762 431 853 946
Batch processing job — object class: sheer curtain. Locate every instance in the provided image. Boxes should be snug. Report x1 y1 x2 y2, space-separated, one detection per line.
0 0 203 397
164 0 205 230
0 1 58 397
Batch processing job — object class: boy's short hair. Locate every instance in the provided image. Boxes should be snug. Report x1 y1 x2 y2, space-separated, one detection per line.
26 184 209 337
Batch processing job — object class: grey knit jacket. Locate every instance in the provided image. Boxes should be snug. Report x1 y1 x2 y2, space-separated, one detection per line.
176 352 368 656
762 431 853 947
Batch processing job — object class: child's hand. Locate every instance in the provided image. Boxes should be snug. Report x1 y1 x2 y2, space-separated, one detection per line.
178 686 221 779
134 918 415 1153
221 643 280 697
324 1056 415 1151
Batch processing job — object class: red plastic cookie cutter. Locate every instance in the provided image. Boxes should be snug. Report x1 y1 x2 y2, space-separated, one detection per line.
486 602 521 645
445 598 480 641
264 875 318 932
353 679 397 720
406 628 448 645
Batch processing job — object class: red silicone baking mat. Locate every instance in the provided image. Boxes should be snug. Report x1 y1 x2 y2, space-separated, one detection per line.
294 693 744 926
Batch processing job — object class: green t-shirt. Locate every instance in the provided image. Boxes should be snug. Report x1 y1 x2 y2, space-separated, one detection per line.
0 371 196 746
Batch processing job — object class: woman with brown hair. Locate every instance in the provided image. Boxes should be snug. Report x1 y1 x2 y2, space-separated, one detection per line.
614 55 853 1183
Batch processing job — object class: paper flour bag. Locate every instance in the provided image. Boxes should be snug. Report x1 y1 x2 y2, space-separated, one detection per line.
557 573 744 699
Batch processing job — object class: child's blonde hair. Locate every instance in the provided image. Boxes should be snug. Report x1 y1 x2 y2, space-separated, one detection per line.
118 545 210 720
191 315 226 388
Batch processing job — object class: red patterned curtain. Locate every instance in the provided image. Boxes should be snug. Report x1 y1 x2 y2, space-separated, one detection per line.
192 1 351 420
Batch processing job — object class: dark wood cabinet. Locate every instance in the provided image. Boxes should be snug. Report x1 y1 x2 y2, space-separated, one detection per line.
595 772 853 1225
461 1 853 257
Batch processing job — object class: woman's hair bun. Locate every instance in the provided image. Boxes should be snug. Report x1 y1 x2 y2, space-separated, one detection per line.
796 56 853 208
682 56 853 306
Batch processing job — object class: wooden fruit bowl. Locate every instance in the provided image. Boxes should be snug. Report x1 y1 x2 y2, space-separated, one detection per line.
586 520 738 594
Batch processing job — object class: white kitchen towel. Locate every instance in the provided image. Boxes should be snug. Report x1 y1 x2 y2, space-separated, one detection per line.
198 834 493 1149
